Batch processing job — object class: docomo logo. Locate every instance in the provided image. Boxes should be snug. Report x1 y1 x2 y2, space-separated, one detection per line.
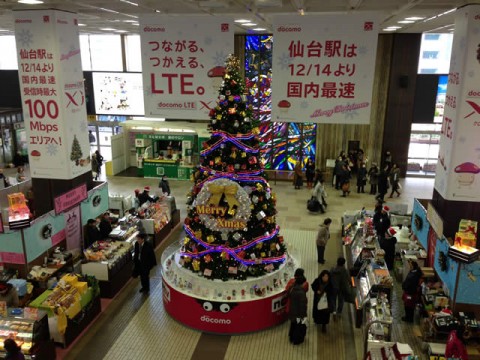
15 19 32 23
468 90 480 97
144 26 165 32
200 315 231 324
276 25 301 32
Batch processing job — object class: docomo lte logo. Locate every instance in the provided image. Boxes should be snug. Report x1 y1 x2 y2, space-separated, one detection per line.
221 23 229 32
200 315 231 324
468 90 480 97
65 90 84 108
143 26 165 32
276 25 301 32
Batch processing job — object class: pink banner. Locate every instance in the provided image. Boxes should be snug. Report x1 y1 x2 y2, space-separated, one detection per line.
51 229 66 247
54 184 87 214
0 252 25 264
64 206 81 250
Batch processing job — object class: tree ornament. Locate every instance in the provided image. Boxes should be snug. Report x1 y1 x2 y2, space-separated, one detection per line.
216 114 222 120
183 237 190 245
228 107 236 115
194 230 202 238
192 259 200 271
207 235 215 243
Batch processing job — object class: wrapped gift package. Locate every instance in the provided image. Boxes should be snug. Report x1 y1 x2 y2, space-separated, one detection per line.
459 219 478 234
455 231 477 248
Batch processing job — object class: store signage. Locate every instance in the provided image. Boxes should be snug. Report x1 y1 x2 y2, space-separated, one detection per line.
14 10 90 180
54 184 88 214
435 5 480 201
271 14 380 124
162 279 288 333
140 133 193 141
140 15 233 120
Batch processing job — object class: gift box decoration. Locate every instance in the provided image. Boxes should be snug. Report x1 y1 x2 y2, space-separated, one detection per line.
459 219 478 235
455 231 477 248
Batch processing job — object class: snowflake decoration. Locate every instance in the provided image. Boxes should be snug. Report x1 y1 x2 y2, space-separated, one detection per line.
211 51 228 66
357 46 368 56
17 29 33 48
344 103 359 120
277 53 293 70
47 144 59 156
300 101 309 109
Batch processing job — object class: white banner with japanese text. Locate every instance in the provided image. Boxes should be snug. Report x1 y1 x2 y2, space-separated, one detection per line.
14 10 90 179
272 14 380 124
434 5 480 201
140 16 233 120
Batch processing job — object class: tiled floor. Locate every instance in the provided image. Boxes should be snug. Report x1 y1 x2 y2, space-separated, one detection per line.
60 172 435 360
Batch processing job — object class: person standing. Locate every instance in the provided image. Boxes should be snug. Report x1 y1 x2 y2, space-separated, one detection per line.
305 158 315 189
312 178 327 212
357 162 367 193
95 150 104 175
133 233 157 294
401 260 422 323
380 227 397 270
288 275 308 345
376 166 389 202
374 205 391 241
84 219 101 248
138 186 155 207
311 270 334 333
333 156 344 189
316 218 332 264
293 161 303 190
285 268 309 314
389 163 401 198
368 162 379 195
91 154 99 180
330 257 351 318
159 175 171 196
99 212 113 238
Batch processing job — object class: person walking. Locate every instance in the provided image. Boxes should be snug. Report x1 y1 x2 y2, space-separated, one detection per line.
330 257 351 319
293 161 303 190
368 162 379 195
99 212 113 238
133 233 157 295
94 150 104 175
376 166 389 202
288 275 308 345
311 270 334 333
312 178 328 212
389 163 401 198
356 162 367 193
91 154 99 180
316 218 332 264
401 260 423 323
159 175 171 196
305 158 315 189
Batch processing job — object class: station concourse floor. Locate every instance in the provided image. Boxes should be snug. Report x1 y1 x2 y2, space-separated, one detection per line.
51 170 434 360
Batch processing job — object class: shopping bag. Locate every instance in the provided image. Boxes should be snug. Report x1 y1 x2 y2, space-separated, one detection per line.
317 294 329 310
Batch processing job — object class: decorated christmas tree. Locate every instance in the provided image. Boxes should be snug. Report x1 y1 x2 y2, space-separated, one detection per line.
180 55 287 281
70 135 83 165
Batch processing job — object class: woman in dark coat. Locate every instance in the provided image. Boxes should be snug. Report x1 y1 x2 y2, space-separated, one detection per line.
288 275 308 344
311 270 334 333
368 163 379 195
305 158 315 189
401 260 422 323
376 166 389 202
356 162 367 193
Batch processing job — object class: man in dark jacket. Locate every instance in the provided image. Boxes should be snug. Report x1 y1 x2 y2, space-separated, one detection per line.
84 219 102 249
376 166 389 202
159 175 171 195
330 257 351 317
133 233 157 294
138 186 156 207
99 212 112 238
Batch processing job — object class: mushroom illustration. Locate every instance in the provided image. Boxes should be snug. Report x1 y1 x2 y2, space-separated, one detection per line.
454 162 480 186
208 66 226 91
277 99 291 113
30 150 41 161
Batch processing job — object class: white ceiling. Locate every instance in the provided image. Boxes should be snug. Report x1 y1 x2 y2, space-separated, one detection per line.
0 0 474 35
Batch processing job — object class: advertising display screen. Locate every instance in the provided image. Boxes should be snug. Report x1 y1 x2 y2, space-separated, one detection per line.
92 72 144 115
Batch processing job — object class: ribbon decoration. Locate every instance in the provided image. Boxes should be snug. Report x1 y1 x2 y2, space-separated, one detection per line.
207 184 240 208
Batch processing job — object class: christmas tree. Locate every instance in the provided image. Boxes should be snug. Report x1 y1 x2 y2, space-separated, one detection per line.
70 135 83 166
180 55 287 281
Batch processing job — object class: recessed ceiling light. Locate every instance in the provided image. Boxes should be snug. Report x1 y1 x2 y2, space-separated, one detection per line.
235 19 251 23
119 0 138 5
0 29 8 32
398 20 415 24
243 23 257 27
383 28 397 32
18 0 44 4
123 20 137 23
100 28 116 31
253 28 266 31
132 23 139 26
405 17 425 21
386 26 402 29
78 23 87 27
115 30 128 33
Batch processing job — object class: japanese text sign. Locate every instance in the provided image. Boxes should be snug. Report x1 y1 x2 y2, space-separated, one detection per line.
272 14 380 124
434 5 480 201
140 16 233 120
14 10 90 179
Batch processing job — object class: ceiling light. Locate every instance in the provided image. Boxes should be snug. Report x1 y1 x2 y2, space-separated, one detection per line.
243 23 257 27
132 23 139 26
115 30 128 33
119 0 138 5
0 29 8 32
253 28 267 31
100 28 116 31
18 0 44 3
398 20 414 24
383 28 397 32
123 20 137 23
235 19 251 23
405 17 425 21
155 9 160 13
386 26 401 29
78 23 87 27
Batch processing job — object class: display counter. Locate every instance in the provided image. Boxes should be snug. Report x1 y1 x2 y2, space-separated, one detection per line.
81 240 134 298
142 159 195 180
0 308 55 360
161 242 295 334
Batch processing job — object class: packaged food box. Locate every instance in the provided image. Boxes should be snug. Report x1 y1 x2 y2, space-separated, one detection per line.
455 231 477 248
73 281 88 295
459 219 478 234
61 274 78 285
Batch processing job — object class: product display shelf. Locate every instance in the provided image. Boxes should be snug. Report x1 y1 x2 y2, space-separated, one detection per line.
161 241 296 334
364 298 393 342
81 238 135 299
0 309 55 360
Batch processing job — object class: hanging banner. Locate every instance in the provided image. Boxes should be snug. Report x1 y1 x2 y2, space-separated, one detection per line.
435 5 480 201
14 10 90 179
64 206 81 250
80 182 108 225
140 15 233 120
271 14 380 124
